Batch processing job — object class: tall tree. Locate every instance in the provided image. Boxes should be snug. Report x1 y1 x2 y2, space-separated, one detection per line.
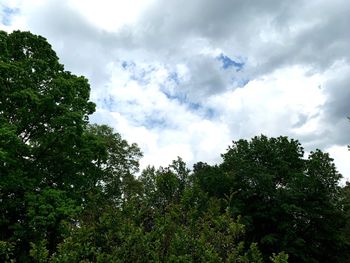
0 30 94 260
0 30 146 262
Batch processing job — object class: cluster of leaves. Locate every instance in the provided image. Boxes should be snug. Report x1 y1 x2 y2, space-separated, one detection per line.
0 30 349 262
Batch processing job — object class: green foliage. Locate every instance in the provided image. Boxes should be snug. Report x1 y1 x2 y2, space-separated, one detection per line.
339 182 350 259
51 198 259 262
0 30 141 261
193 162 232 199
219 135 347 262
49 159 264 262
270 252 289 263
29 240 49 263
0 240 15 262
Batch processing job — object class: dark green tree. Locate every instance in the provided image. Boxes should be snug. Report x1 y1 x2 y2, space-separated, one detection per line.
193 162 232 199
220 135 346 262
0 30 95 260
0 30 147 262
340 182 350 259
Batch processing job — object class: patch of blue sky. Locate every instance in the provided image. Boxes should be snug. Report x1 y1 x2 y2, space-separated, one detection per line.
100 96 117 111
160 74 217 120
161 88 187 103
161 88 216 120
217 53 245 71
238 78 250 87
228 76 250 88
187 101 216 119
143 115 168 130
162 89 177 100
121 60 130 69
130 71 148 84
168 72 180 85
121 60 157 85
1 6 19 26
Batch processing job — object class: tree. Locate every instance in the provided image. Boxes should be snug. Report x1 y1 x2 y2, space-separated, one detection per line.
0 30 96 260
0 30 146 262
193 162 232 199
0 30 143 261
340 182 350 260
220 135 346 262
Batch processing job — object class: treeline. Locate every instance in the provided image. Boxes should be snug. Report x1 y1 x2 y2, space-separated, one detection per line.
1 30 350 262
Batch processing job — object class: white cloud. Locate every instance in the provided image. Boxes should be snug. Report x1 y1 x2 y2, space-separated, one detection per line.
327 145 350 185
207 66 326 139
67 0 154 32
90 61 231 169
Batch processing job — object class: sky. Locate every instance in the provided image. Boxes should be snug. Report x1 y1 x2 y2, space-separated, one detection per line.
1 0 350 182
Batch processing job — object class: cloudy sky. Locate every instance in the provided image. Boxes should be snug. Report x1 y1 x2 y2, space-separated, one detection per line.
1 0 350 181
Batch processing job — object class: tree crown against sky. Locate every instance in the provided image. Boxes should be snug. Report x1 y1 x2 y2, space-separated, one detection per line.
1 30 350 262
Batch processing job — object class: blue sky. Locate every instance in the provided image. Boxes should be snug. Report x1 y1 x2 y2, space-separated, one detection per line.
1 0 350 181
1 6 18 26
217 53 244 71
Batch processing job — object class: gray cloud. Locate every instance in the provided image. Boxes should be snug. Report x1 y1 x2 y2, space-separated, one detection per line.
318 73 350 147
324 75 350 121
26 1 119 91
22 0 350 98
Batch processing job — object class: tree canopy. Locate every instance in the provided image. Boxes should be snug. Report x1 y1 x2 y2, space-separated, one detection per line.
1 30 349 263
